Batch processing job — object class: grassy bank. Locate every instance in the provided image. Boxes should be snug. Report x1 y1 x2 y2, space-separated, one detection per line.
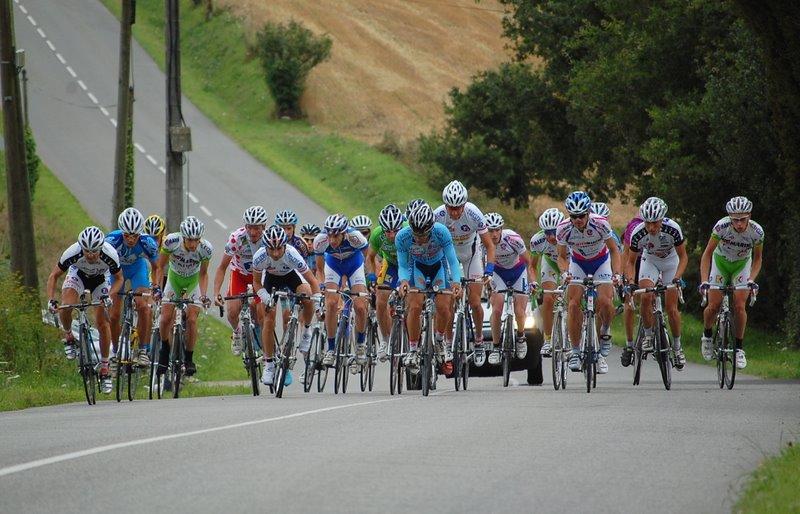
736 442 800 513
101 0 440 217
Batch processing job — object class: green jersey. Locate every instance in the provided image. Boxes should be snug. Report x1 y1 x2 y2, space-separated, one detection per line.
369 222 408 265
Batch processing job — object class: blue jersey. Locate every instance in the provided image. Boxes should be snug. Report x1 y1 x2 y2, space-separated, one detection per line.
312 227 368 263
105 230 159 268
395 223 462 283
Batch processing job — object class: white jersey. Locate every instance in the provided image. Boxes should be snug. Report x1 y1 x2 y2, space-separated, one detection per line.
555 214 612 261
433 202 488 259
312 227 368 261
529 230 558 263
224 226 264 275
629 218 685 259
493 229 526 269
161 233 213 277
711 217 764 261
58 242 120 277
252 245 309 277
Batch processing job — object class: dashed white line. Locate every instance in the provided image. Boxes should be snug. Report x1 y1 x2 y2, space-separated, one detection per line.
77 80 87 91
134 143 145 153
26 15 36 26
200 205 212 217
99 106 109 117
214 219 228 230
66 66 77 78
110 118 117 127
86 92 98 105
158 166 166 175
187 192 199 204
36 28 45 38
146 155 158 166
45 40 55 51
55 53 66 64
18 3 27 14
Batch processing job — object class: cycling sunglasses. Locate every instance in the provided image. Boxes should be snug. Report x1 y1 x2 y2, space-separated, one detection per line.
569 213 588 219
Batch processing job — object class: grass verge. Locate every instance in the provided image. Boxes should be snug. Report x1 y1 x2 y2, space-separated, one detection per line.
736 442 800 513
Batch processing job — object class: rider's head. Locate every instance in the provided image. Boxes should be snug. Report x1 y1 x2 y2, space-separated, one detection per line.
538 208 564 243
409 203 435 240
565 191 591 229
442 180 468 218
726 196 752 233
379 204 404 242
639 197 667 235
485 212 504 244
243 205 269 242
78 226 105 262
324 214 348 247
263 225 288 259
300 223 320 249
274 209 298 238
118 207 144 247
180 216 204 251
350 215 373 240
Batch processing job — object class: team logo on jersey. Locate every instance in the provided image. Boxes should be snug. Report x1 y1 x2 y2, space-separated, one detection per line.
461 224 470 232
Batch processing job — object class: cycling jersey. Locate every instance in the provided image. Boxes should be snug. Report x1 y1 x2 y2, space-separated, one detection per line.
395 223 462 284
493 229 526 269
433 202 488 259
252 245 309 277
623 216 644 247
105 230 158 267
161 232 213 277
58 242 121 278
224 227 264 275
287 234 309 259
369 223 408 266
711 217 764 261
628 218 684 259
555 214 612 261
530 230 558 265
313 227 368 262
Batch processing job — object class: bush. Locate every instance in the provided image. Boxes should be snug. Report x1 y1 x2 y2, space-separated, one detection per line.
0 271 47 373
254 20 332 118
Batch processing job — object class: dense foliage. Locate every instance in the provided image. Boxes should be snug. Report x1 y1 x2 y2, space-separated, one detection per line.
421 0 797 340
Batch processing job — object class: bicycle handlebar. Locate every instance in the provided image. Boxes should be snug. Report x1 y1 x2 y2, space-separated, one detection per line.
700 284 758 307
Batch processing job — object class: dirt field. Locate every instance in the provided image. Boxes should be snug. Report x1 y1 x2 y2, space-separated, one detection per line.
219 0 509 144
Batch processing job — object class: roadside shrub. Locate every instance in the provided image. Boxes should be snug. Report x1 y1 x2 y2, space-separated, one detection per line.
24 125 40 197
254 20 332 118
0 271 47 372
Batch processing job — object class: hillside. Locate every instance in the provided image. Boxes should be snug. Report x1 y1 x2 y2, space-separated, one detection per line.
219 0 509 144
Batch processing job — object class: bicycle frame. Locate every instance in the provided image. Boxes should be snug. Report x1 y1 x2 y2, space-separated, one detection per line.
569 275 611 393
542 287 568 390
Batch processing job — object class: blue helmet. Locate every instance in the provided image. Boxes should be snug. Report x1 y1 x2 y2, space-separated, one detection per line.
565 191 592 215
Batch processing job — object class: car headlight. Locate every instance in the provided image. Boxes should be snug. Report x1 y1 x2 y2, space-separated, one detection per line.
524 314 536 329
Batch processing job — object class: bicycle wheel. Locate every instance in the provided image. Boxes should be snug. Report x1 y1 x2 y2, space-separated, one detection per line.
115 329 128 402
80 328 96 406
421 342 431 397
452 313 463 391
389 319 402 395
723 316 736 390
367 322 377 392
655 314 671 390
461 325 470 391
148 328 160 400
551 315 563 390
275 358 288 398
584 316 594 394
304 328 319 393
171 327 184 399
244 326 260 396
342 330 352 394
501 318 513 387
633 324 643 386
317 330 329 393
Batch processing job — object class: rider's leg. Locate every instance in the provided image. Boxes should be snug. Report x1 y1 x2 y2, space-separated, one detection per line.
567 285 583 350
260 305 277 359
489 293 502 346
376 288 392 341
59 287 79 340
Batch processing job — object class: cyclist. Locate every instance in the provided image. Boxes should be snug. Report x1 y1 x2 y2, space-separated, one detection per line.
47 226 123 394
530 208 565 357
105 208 159 367
395 202 462 373
699 196 763 369
433 180 495 366
626 197 688 370
484 212 531 364
252 225 321 386
144 214 167 289
365 204 407 361
275 209 310 331
213 206 268 356
591 202 623 251
300 223 321 273
313 214 370 367
620 211 645 367
350 215 373 261
556 191 622 374
153 216 213 378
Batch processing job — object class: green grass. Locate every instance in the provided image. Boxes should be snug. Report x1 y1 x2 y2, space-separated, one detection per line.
100 0 439 217
736 442 800 513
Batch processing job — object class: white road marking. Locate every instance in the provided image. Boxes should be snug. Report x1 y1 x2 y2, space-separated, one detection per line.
36 28 45 38
45 40 55 51
86 92 98 105
26 14 36 26
55 53 66 64
200 205 212 217
134 143 145 153
214 219 228 230
146 155 158 166
99 106 109 117
0 397 406 478
66 66 77 78
77 80 87 91
18 3 26 13
110 118 117 127
187 192 199 203
158 166 166 175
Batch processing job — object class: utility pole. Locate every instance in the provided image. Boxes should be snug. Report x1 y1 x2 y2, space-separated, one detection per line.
1 0 38 290
165 0 191 232
112 0 134 229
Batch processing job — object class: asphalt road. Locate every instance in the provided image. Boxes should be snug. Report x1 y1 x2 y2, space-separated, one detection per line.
1 347 798 514
14 0 327 271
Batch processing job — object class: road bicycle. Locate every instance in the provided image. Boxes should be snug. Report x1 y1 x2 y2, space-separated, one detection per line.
569 275 612 393
541 287 568 391
55 290 103 406
156 296 203 399
115 290 149 402
408 282 452 397
303 297 327 393
451 278 479 391
221 285 262 396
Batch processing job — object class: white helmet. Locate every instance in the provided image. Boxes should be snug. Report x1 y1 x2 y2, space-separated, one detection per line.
485 212 504 229
180 216 205 239
78 226 105 252
408 203 435 234
379 204 405 232
242 205 268 226
274 209 298 226
442 180 468 207
639 197 668 222
726 196 753 215
350 215 373 231
538 208 564 230
324 214 349 234
405 198 425 219
263 225 288 249
590 202 610 217
117 207 144 234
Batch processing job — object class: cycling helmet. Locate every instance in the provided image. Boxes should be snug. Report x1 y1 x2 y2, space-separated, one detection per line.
564 191 592 215
378 204 404 231
263 225 288 249
180 216 205 239
350 215 372 231
442 180 468 207
324 213 349 234
639 197 668 222
274 209 298 226
485 212 504 229
118 207 144 234
144 214 166 237
405 198 425 218
538 208 564 230
78 226 105 252
242 205 269 226
409 203 435 234
726 196 753 215
300 223 320 237
590 202 610 218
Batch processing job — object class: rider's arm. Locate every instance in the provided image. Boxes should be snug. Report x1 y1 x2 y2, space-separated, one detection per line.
557 244 570 275
199 261 210 298
699 237 719 283
480 231 495 266
212 254 233 298
252 269 263 293
625 247 639 283
302 269 320 294
365 246 377 275
315 254 325 285
607 237 621 276
749 244 763 282
46 264 64 301
674 243 689 281
528 253 540 285
108 270 124 297
443 239 462 284
153 253 169 290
